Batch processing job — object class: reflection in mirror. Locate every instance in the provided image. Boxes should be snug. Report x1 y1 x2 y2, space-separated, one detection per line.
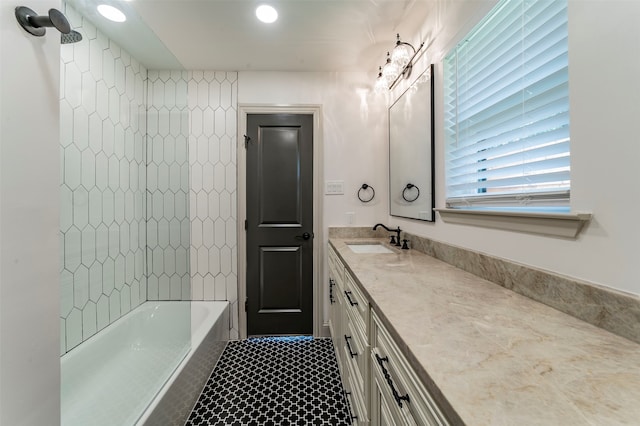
389 64 435 221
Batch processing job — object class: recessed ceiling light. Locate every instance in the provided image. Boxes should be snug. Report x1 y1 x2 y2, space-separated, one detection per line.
256 5 277 23
97 4 126 22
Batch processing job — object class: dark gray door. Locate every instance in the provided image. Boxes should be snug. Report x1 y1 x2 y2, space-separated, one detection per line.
246 114 314 336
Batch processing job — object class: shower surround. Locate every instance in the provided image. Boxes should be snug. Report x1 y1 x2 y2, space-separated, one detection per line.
60 4 239 352
60 5 150 353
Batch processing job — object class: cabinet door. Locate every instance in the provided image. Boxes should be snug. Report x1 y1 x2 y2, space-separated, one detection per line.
371 365 410 426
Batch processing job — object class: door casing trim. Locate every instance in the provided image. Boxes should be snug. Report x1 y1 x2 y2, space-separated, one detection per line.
237 104 324 339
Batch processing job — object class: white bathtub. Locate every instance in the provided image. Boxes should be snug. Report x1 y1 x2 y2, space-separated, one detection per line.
61 301 229 426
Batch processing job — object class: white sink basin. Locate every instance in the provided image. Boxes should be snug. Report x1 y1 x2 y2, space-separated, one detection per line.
347 243 394 254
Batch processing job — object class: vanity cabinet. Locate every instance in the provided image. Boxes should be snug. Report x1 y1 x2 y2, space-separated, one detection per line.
328 243 450 426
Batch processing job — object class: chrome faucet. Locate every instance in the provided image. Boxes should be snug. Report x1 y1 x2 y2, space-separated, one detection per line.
373 223 402 247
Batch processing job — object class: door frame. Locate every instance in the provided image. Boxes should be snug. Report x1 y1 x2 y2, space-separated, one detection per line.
237 104 324 339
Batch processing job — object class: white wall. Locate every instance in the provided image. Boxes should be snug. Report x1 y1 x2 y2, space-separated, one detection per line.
0 0 61 424
387 0 640 297
238 71 389 229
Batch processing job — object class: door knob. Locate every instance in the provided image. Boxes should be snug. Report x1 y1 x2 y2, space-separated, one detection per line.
295 232 312 240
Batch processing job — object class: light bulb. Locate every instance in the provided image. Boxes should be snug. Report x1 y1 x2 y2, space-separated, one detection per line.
382 52 399 81
374 67 388 93
391 34 412 68
392 44 411 68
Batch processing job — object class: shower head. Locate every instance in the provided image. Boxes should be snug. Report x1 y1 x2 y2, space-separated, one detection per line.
61 30 82 44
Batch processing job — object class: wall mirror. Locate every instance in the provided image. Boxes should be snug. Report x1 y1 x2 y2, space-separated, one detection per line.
389 64 435 221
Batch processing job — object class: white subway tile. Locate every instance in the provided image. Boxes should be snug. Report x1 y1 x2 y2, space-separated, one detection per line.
60 185 73 233
82 302 97 340
114 59 125 95
89 262 102 302
81 72 96 114
64 227 81 272
158 275 170 299
203 274 215 300
170 275 181 300
119 288 131 317
220 246 231 276
61 269 74 318
158 218 170 248
64 145 81 189
152 246 165 276
208 246 220 276
109 290 121 321
102 257 115 295
75 37 90 73
191 274 203 300
66 308 83 350
80 226 95 266
213 163 225 193
219 190 230 220
214 274 226 301
202 218 215 248
202 162 214 192
102 49 115 88
214 219 226 249
197 246 208 275
96 295 109 331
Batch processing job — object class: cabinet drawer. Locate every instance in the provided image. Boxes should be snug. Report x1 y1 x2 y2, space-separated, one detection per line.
343 314 369 397
344 271 369 338
371 312 449 426
328 245 344 288
345 362 370 425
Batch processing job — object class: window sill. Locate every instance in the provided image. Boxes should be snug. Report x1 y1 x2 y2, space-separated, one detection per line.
434 208 592 238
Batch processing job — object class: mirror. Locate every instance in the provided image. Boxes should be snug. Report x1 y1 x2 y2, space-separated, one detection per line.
389 64 435 221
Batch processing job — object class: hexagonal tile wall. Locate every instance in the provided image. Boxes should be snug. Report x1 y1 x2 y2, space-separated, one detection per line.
188 71 239 339
147 70 191 302
60 4 148 353
60 7 240 353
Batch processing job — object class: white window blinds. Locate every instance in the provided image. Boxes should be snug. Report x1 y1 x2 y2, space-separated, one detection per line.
444 0 570 210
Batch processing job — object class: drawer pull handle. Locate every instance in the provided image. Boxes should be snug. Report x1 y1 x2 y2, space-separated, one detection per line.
329 279 335 304
344 290 358 306
344 391 358 420
344 335 357 358
375 353 411 408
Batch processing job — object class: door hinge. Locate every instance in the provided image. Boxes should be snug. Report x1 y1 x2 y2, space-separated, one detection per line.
243 135 251 149
244 298 248 312
244 219 248 230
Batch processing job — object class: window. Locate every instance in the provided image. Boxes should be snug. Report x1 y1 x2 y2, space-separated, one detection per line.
444 0 569 211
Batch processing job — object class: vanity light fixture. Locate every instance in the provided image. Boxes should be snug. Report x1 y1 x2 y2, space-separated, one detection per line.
97 4 126 22
256 4 278 23
375 34 424 91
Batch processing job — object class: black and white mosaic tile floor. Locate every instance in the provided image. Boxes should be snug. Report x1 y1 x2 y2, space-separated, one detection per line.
185 336 352 425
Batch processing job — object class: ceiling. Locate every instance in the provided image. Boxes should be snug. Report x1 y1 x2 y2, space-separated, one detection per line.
69 0 434 72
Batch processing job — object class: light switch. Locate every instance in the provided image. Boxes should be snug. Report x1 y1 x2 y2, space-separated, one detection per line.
325 180 344 195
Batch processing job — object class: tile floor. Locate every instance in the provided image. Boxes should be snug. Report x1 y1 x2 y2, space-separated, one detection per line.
185 336 352 425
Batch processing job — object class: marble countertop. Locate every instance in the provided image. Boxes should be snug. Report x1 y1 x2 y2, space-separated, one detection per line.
329 237 640 425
